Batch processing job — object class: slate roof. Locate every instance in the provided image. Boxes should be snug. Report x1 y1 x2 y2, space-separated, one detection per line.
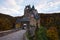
20 17 30 21
16 17 30 23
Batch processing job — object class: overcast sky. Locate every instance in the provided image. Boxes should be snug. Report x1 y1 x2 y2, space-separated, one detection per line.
0 0 60 17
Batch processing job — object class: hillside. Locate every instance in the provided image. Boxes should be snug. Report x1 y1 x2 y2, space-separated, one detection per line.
40 13 60 28
39 13 60 38
0 13 15 31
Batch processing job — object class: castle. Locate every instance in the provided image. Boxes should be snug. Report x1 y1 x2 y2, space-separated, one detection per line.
15 5 40 28
15 5 60 32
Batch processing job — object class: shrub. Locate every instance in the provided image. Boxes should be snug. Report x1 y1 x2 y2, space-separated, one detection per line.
36 26 48 40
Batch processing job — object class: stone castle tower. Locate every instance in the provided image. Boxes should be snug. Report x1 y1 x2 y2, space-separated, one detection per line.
24 5 40 26
24 5 31 18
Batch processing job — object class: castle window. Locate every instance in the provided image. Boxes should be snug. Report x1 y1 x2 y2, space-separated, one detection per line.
31 14 34 17
26 7 29 9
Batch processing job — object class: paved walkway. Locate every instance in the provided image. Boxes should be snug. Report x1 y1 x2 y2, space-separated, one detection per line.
0 30 28 40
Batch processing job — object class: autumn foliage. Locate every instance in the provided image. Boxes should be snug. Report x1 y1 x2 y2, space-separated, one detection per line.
47 27 59 40
40 13 60 40
0 13 15 31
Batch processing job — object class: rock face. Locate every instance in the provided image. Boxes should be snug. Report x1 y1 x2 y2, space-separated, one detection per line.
0 13 15 31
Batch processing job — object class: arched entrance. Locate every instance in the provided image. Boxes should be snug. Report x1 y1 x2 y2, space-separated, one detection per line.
20 17 30 29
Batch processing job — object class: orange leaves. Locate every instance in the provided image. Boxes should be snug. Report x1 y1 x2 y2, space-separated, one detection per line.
47 27 59 40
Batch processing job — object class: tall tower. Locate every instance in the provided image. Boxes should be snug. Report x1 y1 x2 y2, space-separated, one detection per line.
24 5 39 26
29 5 38 26
30 5 38 18
32 5 38 15
24 5 31 17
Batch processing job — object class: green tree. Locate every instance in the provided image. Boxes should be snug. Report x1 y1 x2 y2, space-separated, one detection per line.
36 26 48 40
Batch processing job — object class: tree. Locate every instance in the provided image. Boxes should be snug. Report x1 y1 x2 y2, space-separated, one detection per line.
47 27 59 40
36 26 48 40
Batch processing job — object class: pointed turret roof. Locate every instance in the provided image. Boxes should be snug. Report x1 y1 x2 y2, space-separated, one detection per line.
32 5 35 10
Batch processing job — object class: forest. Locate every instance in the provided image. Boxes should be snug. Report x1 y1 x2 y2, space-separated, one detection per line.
0 13 60 40
39 13 60 40
0 13 16 31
